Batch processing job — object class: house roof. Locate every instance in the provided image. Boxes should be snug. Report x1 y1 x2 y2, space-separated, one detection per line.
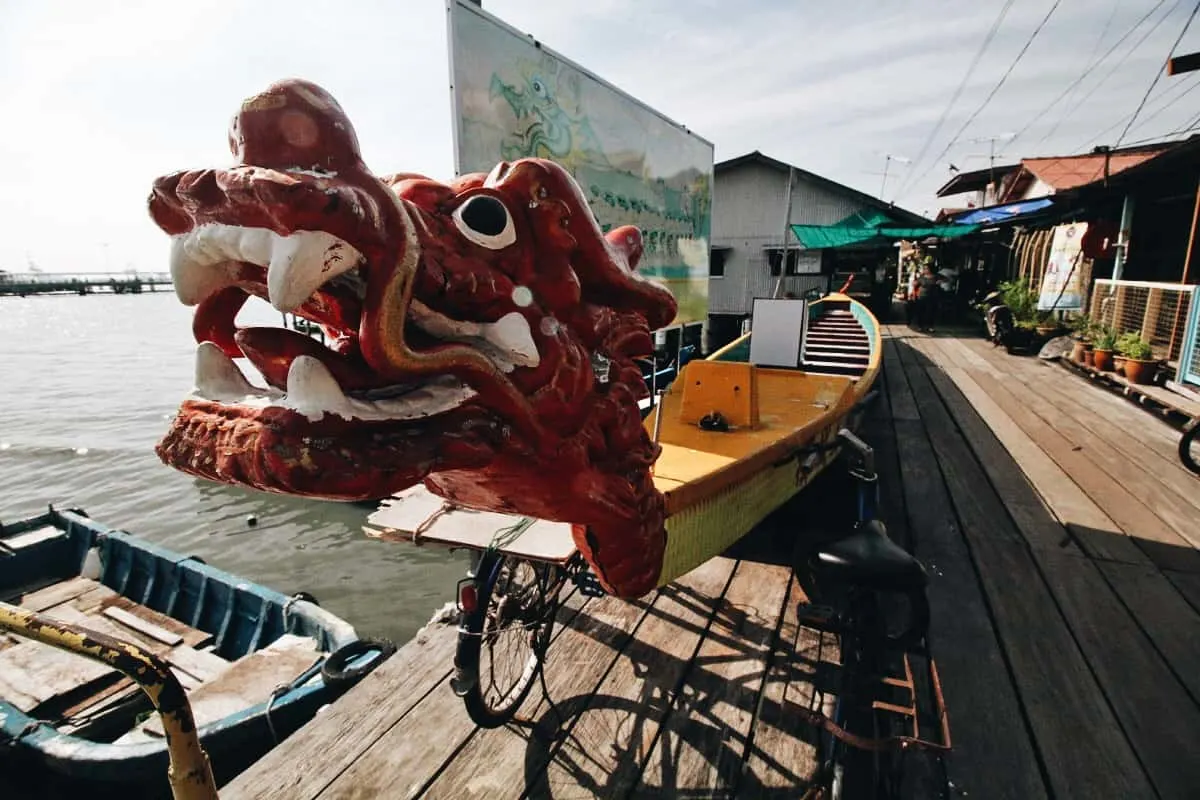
714 150 931 225
1020 142 1176 192
935 164 1020 197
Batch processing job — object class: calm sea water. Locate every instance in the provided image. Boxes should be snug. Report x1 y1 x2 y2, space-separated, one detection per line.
0 291 467 645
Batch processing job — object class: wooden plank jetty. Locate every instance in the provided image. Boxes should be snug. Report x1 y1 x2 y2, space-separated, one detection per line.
0 272 172 297
214 325 1200 799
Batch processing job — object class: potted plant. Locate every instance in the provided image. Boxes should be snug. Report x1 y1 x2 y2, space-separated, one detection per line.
1118 333 1157 385
1092 327 1116 371
1069 314 1093 362
1036 311 1066 339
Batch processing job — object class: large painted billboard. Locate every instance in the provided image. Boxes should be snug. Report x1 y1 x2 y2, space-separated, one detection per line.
447 0 713 326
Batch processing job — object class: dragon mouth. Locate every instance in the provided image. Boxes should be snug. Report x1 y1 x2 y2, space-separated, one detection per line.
172 220 538 425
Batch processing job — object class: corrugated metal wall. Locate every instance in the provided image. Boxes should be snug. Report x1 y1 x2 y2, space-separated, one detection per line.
710 162 874 314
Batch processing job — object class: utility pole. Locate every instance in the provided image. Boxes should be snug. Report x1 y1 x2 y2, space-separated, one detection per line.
878 154 910 199
967 133 1014 203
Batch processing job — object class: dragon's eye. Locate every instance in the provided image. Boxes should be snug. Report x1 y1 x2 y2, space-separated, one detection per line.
453 194 516 250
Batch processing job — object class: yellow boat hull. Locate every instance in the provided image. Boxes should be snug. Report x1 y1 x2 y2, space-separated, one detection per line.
647 293 881 587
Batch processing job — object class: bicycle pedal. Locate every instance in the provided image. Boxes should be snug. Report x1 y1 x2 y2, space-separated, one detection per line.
796 603 843 632
573 570 607 597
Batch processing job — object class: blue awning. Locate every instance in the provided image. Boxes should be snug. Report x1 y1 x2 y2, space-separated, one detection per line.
951 197 1054 225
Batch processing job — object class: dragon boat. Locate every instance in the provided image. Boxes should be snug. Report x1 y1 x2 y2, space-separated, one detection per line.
144 78 881 600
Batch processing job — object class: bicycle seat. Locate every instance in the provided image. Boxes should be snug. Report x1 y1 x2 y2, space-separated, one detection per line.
813 520 928 593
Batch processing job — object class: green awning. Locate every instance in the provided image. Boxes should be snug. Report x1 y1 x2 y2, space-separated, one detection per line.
790 210 980 249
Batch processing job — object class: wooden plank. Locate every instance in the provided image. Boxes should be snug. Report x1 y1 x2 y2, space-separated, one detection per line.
1010 357 1200 514
920 363 1082 555
0 637 115 712
102 605 183 647
1094 560 1200 706
629 560 791 796
1165 570 1200 616
1 524 65 551
339 590 637 800
484 558 737 799
740 575 828 796
104 597 213 649
914 344 1140 564
16 576 98 612
71 583 120 614
133 634 319 739
222 619 461 800
969 369 1200 573
1035 548 1200 800
886 341 1048 800
366 485 578 565
166 644 231 684
944 340 1200 550
900 350 1157 798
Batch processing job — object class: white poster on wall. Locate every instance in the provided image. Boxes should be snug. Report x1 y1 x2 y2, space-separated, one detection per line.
1038 222 1088 311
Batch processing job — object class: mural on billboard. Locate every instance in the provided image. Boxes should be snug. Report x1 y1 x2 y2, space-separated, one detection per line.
449 0 713 325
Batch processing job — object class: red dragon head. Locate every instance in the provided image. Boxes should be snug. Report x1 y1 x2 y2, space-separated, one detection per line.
149 79 678 597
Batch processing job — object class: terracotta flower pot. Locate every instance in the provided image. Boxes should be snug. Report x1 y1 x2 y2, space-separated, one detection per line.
1093 348 1114 371
1113 355 1127 376
1124 358 1157 385
1083 348 1095 367
1071 341 1087 362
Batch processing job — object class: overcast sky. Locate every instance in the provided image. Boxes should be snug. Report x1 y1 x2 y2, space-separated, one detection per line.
3 0 1199 273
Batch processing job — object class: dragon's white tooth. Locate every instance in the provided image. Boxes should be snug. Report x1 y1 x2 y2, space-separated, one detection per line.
284 356 348 421
171 234 239 306
194 342 262 400
266 230 362 312
483 312 539 367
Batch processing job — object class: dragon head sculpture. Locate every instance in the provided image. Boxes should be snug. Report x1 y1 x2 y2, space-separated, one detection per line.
149 78 677 597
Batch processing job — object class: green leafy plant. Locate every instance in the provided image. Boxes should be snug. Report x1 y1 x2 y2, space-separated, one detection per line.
1068 313 1095 340
997 279 1040 323
1093 327 1117 351
1116 332 1153 360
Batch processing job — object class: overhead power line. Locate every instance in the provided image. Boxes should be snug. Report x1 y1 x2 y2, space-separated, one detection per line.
893 0 1016 200
1116 0 1200 145
1006 0 1169 152
1037 0 1181 146
897 0 1062 201
1081 71 1200 149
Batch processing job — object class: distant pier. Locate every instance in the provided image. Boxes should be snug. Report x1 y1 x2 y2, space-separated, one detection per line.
0 272 173 297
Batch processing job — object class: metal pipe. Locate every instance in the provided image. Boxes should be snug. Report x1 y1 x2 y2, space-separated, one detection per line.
0 602 218 800
1112 194 1135 281
772 166 795 299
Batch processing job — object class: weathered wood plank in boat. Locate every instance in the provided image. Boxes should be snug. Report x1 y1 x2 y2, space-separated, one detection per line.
524 558 738 799
71 582 120 614
631 560 790 796
901 342 1156 798
365 484 577 565
13 575 98 612
221 619 461 800
133 633 319 739
885 339 1049 800
166 644 231 684
102 605 183 647
339 591 622 800
0 524 64 551
0 636 115 712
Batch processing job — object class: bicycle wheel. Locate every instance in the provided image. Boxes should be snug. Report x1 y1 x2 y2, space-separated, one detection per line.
454 552 562 728
1180 421 1200 476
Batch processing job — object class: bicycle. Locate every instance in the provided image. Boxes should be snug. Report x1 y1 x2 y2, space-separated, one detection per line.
790 429 950 799
1180 418 1199 476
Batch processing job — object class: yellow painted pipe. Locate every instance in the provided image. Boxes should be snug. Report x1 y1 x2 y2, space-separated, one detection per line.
0 601 218 800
